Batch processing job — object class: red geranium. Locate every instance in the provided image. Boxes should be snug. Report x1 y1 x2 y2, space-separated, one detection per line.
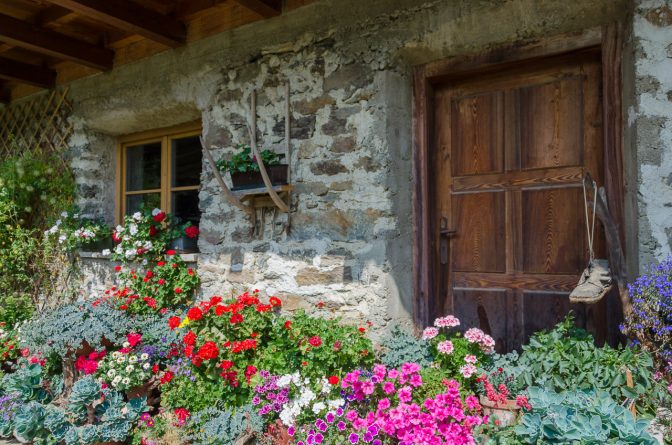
187 307 203 321
153 211 166 223
185 225 200 239
127 332 142 347
230 313 244 324
328 375 340 385
269 296 282 307
308 336 322 347
183 331 196 346
149 225 158 237
160 371 174 384
166 249 176 256
114 265 122 272
197 341 219 360
219 360 234 370
168 316 181 330
244 365 257 384
284 320 292 329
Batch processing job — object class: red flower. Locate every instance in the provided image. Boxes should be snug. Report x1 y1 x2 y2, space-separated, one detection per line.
308 336 322 347
186 307 203 321
197 341 219 360
269 296 282 307
127 333 142 347
144 297 157 308
166 250 176 256
183 331 196 346
157 261 166 267
112 232 121 243
174 287 183 294
188 268 194 276
152 364 159 373
358 327 366 333
230 313 244 324
160 371 174 384
328 376 340 385
215 305 226 316
153 211 166 223
168 316 181 330
219 360 234 370
256 304 272 312
114 265 122 272
191 356 203 367
244 365 257 383
185 225 200 239
149 225 158 237
120 305 128 310
284 320 291 329
210 296 222 306
158 278 166 285
173 408 189 426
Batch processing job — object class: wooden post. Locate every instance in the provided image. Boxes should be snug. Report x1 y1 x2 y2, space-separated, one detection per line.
625 368 636 418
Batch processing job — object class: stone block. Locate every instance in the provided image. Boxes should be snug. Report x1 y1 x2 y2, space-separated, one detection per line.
295 266 347 286
310 160 348 176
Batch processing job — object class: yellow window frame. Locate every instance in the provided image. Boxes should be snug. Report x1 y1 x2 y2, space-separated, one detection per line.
116 121 202 225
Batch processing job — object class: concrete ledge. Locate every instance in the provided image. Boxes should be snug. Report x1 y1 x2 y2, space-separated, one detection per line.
78 251 199 262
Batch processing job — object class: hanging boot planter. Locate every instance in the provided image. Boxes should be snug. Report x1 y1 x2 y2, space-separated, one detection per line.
569 176 613 304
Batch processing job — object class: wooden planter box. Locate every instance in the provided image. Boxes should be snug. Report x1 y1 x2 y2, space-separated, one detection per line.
230 165 288 190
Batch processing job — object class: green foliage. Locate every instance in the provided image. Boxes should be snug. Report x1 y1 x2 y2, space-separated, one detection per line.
110 208 176 262
412 366 449 403
0 363 60 404
514 387 657 444
184 405 264 445
44 376 148 445
379 324 433 369
13 401 53 444
161 374 226 413
216 144 281 174
509 315 659 415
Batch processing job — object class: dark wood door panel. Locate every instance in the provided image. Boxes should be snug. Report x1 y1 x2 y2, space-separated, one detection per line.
522 187 585 274
450 91 504 176
519 77 584 169
451 191 506 273
452 271 577 291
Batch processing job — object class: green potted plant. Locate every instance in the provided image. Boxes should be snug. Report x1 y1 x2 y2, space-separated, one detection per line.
216 144 287 190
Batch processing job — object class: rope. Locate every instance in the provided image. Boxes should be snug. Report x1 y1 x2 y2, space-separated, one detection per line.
582 177 598 263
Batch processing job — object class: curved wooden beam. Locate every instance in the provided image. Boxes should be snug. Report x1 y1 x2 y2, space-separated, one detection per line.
200 136 254 216
248 90 290 212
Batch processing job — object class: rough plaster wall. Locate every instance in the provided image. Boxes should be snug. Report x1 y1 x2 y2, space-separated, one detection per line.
630 0 672 270
64 0 627 335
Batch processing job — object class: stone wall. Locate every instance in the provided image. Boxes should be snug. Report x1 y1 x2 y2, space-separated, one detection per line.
628 0 672 271
65 0 629 336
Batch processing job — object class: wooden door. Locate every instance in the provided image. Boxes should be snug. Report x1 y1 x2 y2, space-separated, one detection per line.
432 51 610 351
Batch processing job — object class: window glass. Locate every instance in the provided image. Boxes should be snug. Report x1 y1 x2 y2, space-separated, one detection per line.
126 193 161 215
172 190 200 225
172 136 202 187
126 142 161 191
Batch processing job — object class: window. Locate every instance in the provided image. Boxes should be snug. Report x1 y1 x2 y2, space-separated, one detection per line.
117 123 202 226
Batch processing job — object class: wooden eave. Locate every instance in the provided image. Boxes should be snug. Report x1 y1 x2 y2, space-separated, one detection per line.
0 0 308 103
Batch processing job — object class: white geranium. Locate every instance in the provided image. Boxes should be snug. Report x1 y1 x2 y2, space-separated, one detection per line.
140 353 149 361
132 212 142 221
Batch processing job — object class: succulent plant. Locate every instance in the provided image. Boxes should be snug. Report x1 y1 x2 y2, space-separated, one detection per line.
379 324 433 369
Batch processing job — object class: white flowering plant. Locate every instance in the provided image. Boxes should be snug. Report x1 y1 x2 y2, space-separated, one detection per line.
421 315 495 385
111 208 176 262
253 371 344 429
95 339 153 392
44 210 108 252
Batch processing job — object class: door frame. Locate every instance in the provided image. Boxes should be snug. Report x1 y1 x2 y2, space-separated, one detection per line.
412 25 626 328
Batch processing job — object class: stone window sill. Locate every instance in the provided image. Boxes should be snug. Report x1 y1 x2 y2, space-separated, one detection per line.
78 251 199 263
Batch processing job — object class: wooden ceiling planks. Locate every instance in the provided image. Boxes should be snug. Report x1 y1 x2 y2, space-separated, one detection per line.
0 0 314 102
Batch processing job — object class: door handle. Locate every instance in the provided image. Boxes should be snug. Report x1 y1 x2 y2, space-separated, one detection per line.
439 217 456 265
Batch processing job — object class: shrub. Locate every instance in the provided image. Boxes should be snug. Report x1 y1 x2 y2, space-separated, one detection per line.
379 324 433 369
621 257 672 371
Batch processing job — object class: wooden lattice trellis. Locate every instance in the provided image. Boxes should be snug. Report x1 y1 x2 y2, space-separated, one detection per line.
0 88 73 161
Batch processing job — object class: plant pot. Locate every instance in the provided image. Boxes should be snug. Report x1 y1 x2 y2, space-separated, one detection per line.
479 396 521 427
230 164 288 190
169 235 198 253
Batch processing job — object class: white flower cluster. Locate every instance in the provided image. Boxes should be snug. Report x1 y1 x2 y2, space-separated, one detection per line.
44 211 101 248
276 373 343 427
97 350 152 391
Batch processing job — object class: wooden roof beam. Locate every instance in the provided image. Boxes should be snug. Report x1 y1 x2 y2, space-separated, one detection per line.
43 0 186 48
0 57 56 88
0 13 113 70
232 0 281 18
